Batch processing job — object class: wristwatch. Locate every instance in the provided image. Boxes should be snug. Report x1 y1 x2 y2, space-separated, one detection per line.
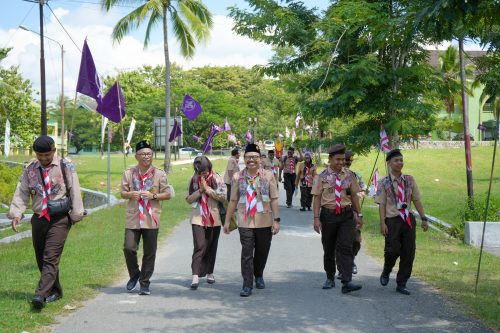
421 216 428 222
153 193 158 200
274 217 281 223
357 213 363 218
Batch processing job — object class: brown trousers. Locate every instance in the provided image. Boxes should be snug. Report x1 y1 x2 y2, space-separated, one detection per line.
31 213 71 298
123 228 159 288
383 214 416 286
239 227 272 289
191 225 221 276
320 208 355 282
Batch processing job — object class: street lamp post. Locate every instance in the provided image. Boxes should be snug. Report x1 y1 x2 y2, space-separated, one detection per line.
20 25 65 156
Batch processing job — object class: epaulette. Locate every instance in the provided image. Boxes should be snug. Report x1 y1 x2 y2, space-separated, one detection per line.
25 158 38 170
319 169 329 177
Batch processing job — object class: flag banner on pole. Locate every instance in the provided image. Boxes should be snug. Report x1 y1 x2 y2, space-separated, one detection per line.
285 127 290 139
224 118 231 131
192 134 201 142
181 94 203 121
98 81 125 123
291 129 296 142
368 168 381 197
201 124 222 153
295 112 302 128
4 119 10 158
126 118 136 144
76 39 102 103
380 124 392 153
101 116 108 145
245 130 252 142
169 119 182 142
228 133 237 144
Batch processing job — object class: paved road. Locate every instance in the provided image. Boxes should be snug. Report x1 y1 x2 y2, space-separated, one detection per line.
52 183 492 333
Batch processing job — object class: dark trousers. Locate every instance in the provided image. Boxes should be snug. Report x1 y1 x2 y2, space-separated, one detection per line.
283 173 296 206
226 184 231 202
191 225 221 276
320 208 355 282
239 227 272 288
124 228 159 288
383 214 416 286
31 213 71 298
300 186 313 208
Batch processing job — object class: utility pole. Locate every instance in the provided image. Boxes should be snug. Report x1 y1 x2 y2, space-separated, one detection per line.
39 0 47 135
459 38 474 198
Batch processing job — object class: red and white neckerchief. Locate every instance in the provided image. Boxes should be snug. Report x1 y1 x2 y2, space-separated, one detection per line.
397 179 412 228
335 174 342 215
198 173 215 228
271 159 277 175
304 165 312 186
289 157 295 173
245 173 259 220
137 168 159 227
39 165 54 221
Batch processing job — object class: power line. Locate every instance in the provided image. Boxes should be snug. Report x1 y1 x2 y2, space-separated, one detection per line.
46 3 82 52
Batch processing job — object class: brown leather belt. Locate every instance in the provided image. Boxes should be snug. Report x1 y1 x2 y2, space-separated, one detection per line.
321 206 353 214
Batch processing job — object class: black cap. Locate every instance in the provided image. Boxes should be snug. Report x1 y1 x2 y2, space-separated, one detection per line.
268 149 275 154
245 143 261 155
33 135 55 153
328 144 346 156
135 140 152 152
345 151 354 161
386 149 403 161
288 147 295 151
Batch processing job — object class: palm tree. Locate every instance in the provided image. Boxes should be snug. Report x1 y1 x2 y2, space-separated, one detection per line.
101 0 213 172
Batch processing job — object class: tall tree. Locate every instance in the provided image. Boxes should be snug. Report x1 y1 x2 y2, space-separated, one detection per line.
101 0 213 172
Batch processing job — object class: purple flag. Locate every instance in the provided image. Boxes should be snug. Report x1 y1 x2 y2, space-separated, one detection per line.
192 135 201 142
76 40 102 102
98 82 125 123
224 118 231 131
169 119 182 142
245 130 252 142
201 124 222 153
181 94 203 121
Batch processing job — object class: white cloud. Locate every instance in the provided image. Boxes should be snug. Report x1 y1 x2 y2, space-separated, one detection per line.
1 7 272 100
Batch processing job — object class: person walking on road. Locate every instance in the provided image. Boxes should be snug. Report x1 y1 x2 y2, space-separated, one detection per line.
9 135 85 309
120 140 172 296
295 151 316 211
186 156 226 290
375 149 429 295
223 148 240 201
311 144 363 294
223 143 281 297
262 149 279 184
279 147 303 208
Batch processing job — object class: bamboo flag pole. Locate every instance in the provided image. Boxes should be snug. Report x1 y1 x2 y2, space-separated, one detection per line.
361 147 381 208
66 91 78 154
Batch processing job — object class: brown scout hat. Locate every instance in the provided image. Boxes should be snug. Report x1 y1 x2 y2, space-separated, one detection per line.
328 144 346 156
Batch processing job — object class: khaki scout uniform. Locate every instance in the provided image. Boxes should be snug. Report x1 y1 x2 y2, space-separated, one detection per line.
281 155 299 207
223 156 240 201
311 167 360 282
229 168 278 288
374 172 421 287
296 162 317 210
121 166 170 288
9 156 84 299
186 173 227 277
262 156 279 182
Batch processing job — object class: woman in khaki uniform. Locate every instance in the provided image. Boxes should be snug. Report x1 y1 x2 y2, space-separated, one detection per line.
186 156 227 290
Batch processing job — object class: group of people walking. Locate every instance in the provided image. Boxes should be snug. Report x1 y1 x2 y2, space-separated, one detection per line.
8 135 429 310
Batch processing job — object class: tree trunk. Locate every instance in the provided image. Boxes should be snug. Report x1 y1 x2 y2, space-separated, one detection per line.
163 8 172 173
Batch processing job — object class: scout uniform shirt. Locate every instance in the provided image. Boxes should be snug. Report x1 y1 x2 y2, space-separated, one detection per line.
8 157 85 222
374 172 421 218
281 155 299 174
121 166 170 229
229 168 278 228
186 172 227 227
311 167 360 209
223 156 240 184
262 156 279 181
297 162 317 187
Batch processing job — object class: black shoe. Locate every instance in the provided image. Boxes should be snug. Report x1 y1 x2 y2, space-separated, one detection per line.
255 277 265 289
307 207 311 211
45 294 61 303
287 204 291 208
299 207 306 211
342 282 362 294
139 286 150 295
32 295 45 309
207 276 215 284
396 285 411 295
322 278 335 289
240 287 252 297
380 273 389 286
126 272 140 291
352 263 358 275
190 282 199 290
337 272 343 280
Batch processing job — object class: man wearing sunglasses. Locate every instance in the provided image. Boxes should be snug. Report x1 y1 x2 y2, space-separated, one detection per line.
121 140 172 296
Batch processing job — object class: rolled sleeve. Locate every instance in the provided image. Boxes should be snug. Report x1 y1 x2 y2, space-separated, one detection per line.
310 175 322 196
8 174 30 220
411 180 421 202
68 167 85 222
229 173 240 202
374 181 387 205
269 172 278 199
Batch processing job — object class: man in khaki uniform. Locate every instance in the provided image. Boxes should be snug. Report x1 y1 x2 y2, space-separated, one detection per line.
375 149 428 295
262 149 279 183
9 135 85 309
295 151 317 211
121 140 171 295
223 143 280 297
311 144 363 294
279 147 303 208
223 148 240 201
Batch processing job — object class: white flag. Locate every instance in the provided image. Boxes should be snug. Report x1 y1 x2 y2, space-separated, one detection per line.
101 116 109 145
295 112 302 128
4 119 10 158
291 129 296 142
285 127 290 139
126 118 136 144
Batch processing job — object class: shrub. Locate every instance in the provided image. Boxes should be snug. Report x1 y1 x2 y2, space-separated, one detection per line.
0 163 23 204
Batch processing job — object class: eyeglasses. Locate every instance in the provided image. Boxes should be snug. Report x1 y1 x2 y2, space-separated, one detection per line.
245 155 260 160
137 152 153 157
